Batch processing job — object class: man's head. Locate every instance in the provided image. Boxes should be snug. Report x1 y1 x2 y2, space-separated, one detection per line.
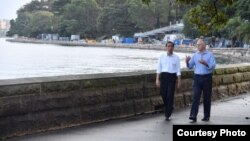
196 39 206 52
166 41 174 55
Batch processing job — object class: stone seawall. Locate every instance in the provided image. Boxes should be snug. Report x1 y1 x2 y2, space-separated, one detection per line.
1 65 250 139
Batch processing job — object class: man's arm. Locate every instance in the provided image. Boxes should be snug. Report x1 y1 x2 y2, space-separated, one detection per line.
156 73 160 88
156 57 161 88
207 53 216 70
176 56 181 89
186 54 195 69
199 53 216 70
176 75 181 89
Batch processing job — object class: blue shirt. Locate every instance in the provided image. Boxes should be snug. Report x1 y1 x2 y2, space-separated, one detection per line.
187 50 216 75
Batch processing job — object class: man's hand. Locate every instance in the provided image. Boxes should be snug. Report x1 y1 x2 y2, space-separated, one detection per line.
186 56 191 64
176 81 181 89
156 79 160 88
199 59 208 67
176 77 181 89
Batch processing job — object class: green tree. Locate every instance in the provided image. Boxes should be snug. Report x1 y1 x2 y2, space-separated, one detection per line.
180 0 236 35
51 0 71 15
220 17 250 44
27 11 55 37
143 0 238 35
129 0 170 31
236 0 250 21
8 0 190 38
115 3 139 36
6 20 17 36
17 0 42 13
61 0 100 38
8 0 55 37
182 13 201 38
97 0 139 37
8 11 56 37
7 12 31 37
18 0 51 13
236 21 250 44
217 0 250 44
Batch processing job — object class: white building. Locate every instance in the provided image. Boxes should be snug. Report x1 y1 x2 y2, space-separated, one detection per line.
0 19 10 30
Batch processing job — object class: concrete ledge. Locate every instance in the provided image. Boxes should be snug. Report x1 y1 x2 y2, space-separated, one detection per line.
0 64 250 139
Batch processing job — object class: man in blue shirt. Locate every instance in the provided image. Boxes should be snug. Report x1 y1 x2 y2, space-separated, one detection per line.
186 39 216 122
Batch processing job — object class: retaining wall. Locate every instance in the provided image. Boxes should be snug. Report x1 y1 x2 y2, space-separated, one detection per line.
0 64 250 139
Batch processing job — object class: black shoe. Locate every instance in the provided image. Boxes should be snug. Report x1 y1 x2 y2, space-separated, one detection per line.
189 117 197 122
165 117 170 121
201 117 210 121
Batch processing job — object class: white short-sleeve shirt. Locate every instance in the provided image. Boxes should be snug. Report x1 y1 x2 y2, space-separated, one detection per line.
156 53 181 76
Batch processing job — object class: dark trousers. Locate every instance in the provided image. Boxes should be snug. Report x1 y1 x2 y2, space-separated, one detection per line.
160 72 177 118
190 74 213 118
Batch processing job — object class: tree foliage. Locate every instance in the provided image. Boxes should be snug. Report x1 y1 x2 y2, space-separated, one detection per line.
176 0 237 34
8 0 188 38
8 0 250 44
175 0 250 44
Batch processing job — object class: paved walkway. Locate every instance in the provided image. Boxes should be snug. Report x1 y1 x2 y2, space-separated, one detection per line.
7 94 250 141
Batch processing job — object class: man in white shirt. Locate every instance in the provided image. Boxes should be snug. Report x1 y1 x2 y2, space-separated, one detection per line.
156 41 181 121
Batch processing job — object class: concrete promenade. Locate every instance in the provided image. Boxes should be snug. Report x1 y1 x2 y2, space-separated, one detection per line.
6 93 250 141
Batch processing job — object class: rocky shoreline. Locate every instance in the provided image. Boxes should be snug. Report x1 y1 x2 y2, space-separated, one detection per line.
6 38 249 64
6 38 196 52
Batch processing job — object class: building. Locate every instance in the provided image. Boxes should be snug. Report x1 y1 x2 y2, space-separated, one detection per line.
0 19 10 37
0 19 10 30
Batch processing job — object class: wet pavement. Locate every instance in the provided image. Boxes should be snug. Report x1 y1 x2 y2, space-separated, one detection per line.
6 94 250 141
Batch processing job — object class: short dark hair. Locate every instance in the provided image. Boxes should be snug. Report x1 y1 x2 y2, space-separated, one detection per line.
166 41 174 47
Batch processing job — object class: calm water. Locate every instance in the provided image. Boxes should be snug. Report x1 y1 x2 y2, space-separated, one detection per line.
0 38 188 80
